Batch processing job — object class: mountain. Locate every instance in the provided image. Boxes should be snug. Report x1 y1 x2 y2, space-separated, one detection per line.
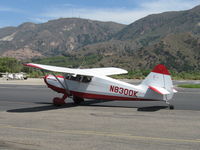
71 5 200 71
1 5 200 72
0 18 125 59
115 5 200 44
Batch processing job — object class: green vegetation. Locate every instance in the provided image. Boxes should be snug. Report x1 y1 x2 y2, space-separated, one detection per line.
0 56 103 78
171 71 200 80
32 54 103 68
0 57 22 73
0 57 43 78
178 84 200 88
113 71 200 80
1 57 200 80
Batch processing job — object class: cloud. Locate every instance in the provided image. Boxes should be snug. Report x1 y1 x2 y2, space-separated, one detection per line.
37 0 199 24
0 6 14 12
0 6 23 13
140 0 199 12
41 8 150 24
28 17 49 23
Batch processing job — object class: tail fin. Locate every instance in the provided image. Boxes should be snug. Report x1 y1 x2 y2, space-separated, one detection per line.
141 64 175 100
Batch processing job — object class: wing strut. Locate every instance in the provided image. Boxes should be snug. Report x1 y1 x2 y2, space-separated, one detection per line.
64 74 70 95
52 73 70 96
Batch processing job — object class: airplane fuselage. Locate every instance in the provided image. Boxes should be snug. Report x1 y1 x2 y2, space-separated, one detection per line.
44 74 161 101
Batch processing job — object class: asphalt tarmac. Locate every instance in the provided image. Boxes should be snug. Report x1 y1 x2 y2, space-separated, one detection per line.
0 80 200 150
0 83 199 112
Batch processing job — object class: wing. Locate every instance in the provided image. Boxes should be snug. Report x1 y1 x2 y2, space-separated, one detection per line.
24 63 128 76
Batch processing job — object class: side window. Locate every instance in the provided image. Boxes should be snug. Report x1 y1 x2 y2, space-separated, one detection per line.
82 76 92 83
76 75 82 81
66 74 92 82
65 74 71 79
70 75 77 80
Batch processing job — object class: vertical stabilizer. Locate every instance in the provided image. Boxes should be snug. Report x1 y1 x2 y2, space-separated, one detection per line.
141 64 174 100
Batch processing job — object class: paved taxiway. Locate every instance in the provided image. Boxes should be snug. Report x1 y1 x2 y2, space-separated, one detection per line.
0 79 200 149
0 80 200 111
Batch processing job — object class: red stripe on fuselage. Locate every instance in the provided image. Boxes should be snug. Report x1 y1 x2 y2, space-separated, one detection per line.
70 91 157 101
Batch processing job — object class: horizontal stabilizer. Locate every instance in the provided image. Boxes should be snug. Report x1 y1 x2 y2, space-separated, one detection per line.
173 89 178 93
149 86 170 95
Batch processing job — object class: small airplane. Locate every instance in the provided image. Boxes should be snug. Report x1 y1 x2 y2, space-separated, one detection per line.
0 72 27 80
24 63 177 109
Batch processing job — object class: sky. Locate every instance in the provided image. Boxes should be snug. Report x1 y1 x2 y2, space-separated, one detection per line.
0 0 199 27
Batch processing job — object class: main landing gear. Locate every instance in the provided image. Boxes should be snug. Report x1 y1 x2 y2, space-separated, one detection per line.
53 95 84 106
53 94 68 106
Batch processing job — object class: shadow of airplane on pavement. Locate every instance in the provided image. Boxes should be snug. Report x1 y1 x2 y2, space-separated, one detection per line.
7 99 168 113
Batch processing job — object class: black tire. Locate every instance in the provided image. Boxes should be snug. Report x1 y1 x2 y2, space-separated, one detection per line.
73 96 84 104
169 105 174 110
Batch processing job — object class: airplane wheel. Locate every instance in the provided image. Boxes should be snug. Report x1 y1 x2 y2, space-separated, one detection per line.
169 105 174 110
73 96 84 105
53 97 66 106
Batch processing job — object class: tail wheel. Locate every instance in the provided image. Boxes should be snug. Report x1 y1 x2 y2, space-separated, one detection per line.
169 105 174 110
53 97 66 106
73 96 84 104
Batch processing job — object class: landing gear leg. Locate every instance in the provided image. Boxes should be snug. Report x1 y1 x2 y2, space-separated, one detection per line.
53 94 68 106
166 101 174 110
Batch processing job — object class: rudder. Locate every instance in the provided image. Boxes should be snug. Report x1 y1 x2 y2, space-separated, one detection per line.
141 64 174 100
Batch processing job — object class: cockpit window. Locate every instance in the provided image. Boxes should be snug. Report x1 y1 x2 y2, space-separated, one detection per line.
65 74 71 79
82 76 92 82
75 75 82 81
66 74 92 83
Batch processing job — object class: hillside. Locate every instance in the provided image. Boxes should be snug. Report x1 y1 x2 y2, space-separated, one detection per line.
115 5 200 45
0 18 125 59
70 5 200 71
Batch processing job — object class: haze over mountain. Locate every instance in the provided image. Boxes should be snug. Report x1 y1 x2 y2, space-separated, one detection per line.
0 5 200 71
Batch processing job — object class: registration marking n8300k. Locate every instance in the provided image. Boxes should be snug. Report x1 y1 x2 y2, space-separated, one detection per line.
109 85 138 97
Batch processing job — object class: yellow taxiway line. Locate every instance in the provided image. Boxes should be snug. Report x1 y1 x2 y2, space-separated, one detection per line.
0 123 199 144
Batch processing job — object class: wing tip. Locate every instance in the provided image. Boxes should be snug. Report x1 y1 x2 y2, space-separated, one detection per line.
23 63 43 69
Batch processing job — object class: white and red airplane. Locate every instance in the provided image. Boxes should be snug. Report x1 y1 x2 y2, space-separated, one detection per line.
24 63 177 109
